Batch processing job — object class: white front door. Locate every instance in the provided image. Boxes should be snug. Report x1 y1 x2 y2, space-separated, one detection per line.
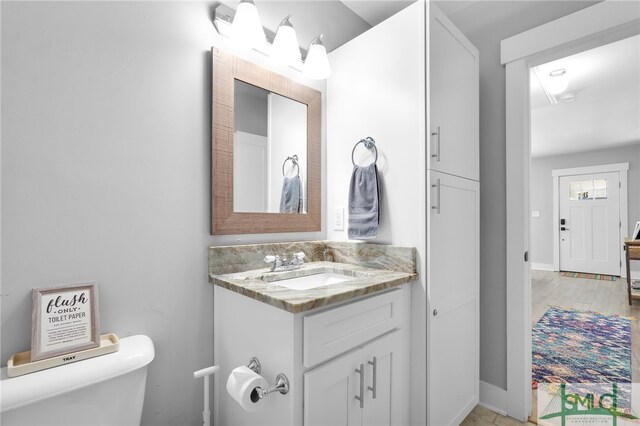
559 171 620 275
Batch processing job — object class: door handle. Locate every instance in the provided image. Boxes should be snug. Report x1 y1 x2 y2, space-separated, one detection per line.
431 178 441 214
367 357 377 399
560 227 570 231
431 126 441 161
355 364 365 408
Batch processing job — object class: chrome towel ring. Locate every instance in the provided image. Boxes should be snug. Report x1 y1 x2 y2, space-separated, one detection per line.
282 155 300 177
351 137 378 166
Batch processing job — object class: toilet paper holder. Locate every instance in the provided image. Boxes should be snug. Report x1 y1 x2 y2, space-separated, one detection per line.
245 357 290 400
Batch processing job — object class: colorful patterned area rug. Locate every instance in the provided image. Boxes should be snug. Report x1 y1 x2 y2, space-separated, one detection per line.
532 307 633 414
560 271 618 281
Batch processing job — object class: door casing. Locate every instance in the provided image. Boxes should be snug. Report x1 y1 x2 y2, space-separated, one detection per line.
502 2 640 422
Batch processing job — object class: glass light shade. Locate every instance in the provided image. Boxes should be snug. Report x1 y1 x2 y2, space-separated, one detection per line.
272 21 302 66
231 0 265 49
546 72 568 95
304 43 331 80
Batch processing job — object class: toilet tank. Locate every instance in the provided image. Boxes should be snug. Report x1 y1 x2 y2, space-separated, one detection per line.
0 335 155 426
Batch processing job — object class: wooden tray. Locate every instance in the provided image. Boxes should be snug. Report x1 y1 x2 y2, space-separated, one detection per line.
7 333 119 377
628 246 640 258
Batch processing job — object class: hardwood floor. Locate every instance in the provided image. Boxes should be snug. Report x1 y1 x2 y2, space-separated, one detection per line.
531 269 640 383
463 270 639 425
529 270 640 423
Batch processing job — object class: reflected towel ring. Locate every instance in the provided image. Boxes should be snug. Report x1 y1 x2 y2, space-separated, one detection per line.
351 137 378 166
282 155 300 177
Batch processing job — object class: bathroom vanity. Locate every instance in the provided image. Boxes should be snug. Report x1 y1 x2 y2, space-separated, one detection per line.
209 241 416 426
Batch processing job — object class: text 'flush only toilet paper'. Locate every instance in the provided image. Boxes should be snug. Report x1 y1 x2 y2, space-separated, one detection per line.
226 366 269 412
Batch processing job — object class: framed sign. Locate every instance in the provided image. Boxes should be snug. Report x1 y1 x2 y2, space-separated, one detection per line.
31 282 100 362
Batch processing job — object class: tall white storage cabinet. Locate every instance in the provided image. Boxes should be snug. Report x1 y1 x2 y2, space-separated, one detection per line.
427 4 480 426
327 2 479 425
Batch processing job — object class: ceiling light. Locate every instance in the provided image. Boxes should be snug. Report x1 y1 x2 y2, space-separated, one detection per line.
272 15 302 67
304 35 331 80
546 69 568 95
231 0 265 49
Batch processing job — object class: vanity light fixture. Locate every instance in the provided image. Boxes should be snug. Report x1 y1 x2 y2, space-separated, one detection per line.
231 0 265 49
272 15 302 67
213 3 331 80
303 35 331 80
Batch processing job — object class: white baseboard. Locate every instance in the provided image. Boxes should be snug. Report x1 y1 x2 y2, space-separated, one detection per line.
531 263 554 271
479 380 507 416
621 271 640 279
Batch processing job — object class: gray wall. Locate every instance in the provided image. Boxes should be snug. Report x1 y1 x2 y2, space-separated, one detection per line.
1 2 324 425
445 0 600 390
531 144 640 270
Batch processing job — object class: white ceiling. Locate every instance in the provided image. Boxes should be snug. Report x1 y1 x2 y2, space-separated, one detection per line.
340 1 415 27
224 1 414 53
433 0 478 17
531 35 640 157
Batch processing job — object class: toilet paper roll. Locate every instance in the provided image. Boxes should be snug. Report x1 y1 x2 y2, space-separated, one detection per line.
226 366 269 412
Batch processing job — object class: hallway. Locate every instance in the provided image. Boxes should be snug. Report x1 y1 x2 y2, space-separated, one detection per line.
531 270 640 423
532 269 639 380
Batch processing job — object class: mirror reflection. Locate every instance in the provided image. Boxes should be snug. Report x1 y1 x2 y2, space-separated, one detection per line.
233 80 308 214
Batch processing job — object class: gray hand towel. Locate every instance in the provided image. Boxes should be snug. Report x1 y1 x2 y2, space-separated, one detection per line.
348 164 380 240
280 176 302 213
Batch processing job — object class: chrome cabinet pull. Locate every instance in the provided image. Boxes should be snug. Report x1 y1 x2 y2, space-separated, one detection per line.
431 178 441 214
355 364 365 408
431 126 441 161
367 357 377 399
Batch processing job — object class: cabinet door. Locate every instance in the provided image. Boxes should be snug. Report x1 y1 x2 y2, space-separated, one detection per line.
361 331 402 426
429 4 479 181
427 170 479 425
304 347 364 426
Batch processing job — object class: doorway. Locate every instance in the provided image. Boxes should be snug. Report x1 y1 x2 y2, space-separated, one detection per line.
502 2 640 421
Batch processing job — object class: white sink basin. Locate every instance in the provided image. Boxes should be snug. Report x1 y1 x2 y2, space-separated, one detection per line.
273 272 355 291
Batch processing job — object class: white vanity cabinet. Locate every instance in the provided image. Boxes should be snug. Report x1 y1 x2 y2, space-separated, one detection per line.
304 331 401 426
213 284 412 426
429 4 479 181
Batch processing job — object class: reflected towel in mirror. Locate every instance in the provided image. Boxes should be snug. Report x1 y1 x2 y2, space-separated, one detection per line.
280 176 303 213
348 164 380 240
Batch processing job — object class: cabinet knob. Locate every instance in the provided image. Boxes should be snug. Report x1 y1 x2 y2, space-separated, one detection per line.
433 309 438 316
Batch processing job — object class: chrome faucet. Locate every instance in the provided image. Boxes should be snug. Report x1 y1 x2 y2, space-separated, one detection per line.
264 252 305 272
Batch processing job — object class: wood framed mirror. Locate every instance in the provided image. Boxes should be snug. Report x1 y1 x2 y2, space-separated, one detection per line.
211 48 321 235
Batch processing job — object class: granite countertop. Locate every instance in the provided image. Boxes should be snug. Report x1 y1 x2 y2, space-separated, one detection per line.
208 241 418 313
209 261 417 313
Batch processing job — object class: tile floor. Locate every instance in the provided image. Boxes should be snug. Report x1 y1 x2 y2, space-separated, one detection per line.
461 405 535 425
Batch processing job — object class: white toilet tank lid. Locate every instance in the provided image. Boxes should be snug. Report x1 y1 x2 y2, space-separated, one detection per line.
0 334 155 412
